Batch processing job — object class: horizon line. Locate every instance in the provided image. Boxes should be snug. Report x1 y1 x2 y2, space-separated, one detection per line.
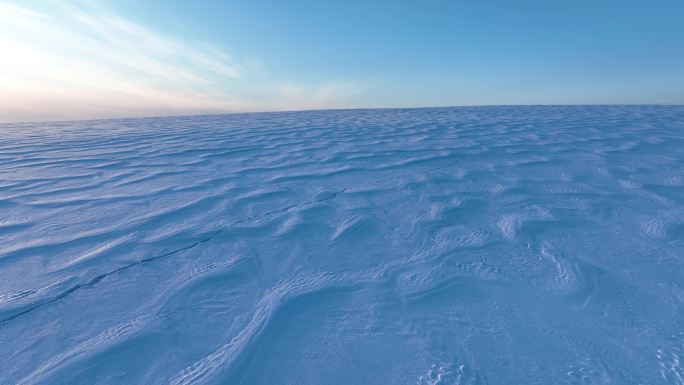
2 102 683 126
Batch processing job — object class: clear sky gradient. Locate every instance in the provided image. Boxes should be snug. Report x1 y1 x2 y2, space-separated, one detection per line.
1 0 683 122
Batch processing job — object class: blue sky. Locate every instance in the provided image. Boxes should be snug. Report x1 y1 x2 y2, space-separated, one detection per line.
1 0 683 122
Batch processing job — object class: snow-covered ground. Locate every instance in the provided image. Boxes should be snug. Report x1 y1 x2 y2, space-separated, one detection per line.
1 106 683 384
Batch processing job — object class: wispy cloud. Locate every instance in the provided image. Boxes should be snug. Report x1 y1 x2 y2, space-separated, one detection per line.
0 2 255 122
0 2 364 122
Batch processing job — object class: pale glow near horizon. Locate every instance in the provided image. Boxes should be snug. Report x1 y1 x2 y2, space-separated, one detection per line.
0 2 361 123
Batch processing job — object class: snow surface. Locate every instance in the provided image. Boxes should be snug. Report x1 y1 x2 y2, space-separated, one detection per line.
1 106 684 384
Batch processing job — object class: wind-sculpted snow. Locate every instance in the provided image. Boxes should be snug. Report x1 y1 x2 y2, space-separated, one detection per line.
1 106 684 384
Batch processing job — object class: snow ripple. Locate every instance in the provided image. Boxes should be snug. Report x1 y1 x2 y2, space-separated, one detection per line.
1 106 684 384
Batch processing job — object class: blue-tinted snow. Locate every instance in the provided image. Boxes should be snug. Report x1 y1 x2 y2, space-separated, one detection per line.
1 106 684 384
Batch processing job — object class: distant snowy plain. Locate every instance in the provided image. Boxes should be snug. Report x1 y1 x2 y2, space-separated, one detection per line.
1 106 684 384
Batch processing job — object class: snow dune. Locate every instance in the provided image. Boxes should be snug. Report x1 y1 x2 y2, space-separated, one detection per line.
1 106 684 384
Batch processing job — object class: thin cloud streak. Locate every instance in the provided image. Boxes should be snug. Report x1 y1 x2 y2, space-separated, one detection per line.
0 2 249 122
0 2 364 122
